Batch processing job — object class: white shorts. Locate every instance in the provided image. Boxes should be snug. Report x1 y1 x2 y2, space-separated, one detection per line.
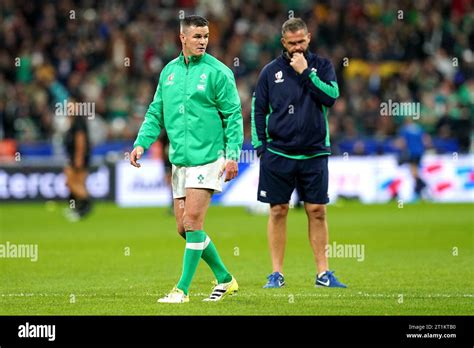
171 157 225 199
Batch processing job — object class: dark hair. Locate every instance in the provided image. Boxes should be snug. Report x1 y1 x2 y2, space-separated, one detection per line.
281 18 308 36
180 15 209 32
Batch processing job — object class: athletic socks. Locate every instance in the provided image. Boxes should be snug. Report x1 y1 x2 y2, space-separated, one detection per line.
415 177 426 195
201 238 232 284
69 195 92 218
176 230 232 295
176 230 207 295
77 198 92 217
68 193 76 208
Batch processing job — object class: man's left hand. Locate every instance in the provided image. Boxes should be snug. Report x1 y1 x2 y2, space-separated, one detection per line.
290 52 308 74
219 160 238 182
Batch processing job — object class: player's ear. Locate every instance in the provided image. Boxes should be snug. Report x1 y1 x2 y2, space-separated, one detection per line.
307 32 311 42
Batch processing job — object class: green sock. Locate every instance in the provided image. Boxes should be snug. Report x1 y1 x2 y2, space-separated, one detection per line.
202 238 232 284
176 230 207 295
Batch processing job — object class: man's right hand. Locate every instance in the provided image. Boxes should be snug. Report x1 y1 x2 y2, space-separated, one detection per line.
130 146 144 168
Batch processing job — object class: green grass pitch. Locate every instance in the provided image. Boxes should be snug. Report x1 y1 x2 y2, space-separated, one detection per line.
1 201 472 315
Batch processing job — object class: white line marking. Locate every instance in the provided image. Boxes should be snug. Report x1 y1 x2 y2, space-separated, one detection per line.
1 292 473 299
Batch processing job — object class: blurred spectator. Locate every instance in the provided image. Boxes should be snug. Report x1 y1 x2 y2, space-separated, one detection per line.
397 118 431 199
0 0 472 159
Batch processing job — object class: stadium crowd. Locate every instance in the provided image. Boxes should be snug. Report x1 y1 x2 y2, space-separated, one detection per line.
0 0 472 159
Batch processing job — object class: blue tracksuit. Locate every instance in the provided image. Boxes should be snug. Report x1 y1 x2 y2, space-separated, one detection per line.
251 52 339 158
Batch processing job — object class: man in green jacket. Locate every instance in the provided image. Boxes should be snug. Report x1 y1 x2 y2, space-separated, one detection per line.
130 15 243 303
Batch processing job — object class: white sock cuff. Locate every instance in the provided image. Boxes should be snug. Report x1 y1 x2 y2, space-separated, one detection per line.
318 271 327 278
186 236 211 250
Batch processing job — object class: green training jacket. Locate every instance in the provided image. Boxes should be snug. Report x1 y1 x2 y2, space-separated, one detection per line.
133 52 243 166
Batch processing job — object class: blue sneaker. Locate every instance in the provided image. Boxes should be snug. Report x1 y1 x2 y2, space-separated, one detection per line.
316 270 347 288
263 272 285 288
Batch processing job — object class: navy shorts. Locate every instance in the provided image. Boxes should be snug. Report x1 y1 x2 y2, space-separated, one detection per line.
257 151 329 205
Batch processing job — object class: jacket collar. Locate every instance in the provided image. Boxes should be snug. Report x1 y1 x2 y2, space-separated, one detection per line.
179 51 206 65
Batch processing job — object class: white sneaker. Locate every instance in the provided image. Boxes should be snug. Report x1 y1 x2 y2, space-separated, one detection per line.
203 276 238 302
157 286 189 303
64 208 80 222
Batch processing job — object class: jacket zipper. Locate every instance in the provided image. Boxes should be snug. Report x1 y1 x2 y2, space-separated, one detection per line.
295 68 304 148
184 60 189 165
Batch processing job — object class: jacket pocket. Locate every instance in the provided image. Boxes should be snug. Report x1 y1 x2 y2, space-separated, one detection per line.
268 112 297 143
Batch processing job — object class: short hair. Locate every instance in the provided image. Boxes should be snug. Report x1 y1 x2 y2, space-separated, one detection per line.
281 18 308 36
180 15 209 33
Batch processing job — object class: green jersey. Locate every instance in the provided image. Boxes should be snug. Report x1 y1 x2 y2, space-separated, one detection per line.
134 52 243 166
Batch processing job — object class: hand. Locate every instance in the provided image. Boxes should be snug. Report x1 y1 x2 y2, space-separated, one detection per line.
130 146 144 168
290 52 308 74
219 160 238 182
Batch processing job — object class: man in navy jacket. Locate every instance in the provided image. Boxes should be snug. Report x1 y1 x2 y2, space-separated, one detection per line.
252 18 347 289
